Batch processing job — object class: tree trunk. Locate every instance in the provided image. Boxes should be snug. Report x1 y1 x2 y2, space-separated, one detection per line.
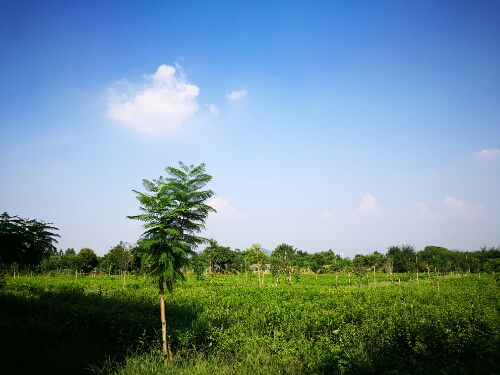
159 277 173 363
123 270 126 289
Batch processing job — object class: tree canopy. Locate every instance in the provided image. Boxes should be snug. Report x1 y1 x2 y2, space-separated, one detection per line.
77 248 98 274
0 212 60 267
270 243 296 285
129 162 215 291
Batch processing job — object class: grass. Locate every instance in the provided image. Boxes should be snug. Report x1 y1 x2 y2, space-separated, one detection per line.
1 273 499 374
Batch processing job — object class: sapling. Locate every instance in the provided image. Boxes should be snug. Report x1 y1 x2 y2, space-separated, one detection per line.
129 162 215 363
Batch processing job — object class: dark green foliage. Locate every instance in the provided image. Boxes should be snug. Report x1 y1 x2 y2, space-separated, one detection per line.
203 239 235 273
101 242 134 275
128 162 215 292
190 253 209 280
0 276 163 375
484 258 500 273
77 248 99 274
418 245 453 271
37 250 87 275
386 244 416 273
0 212 60 267
65 248 76 256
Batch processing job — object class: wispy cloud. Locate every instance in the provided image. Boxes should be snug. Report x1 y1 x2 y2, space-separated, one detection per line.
106 64 199 134
226 89 247 100
357 194 380 213
471 149 500 159
322 211 337 221
415 201 432 217
443 196 484 219
206 103 219 116
207 197 248 220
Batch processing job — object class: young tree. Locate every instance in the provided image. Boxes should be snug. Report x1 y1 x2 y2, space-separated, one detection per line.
270 243 297 285
352 254 369 287
128 162 215 361
246 243 267 286
105 241 134 286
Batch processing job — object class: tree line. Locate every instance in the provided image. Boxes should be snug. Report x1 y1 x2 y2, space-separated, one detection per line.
2 211 499 280
191 242 500 279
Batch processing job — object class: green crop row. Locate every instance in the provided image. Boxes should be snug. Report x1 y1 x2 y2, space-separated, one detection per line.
1 273 499 374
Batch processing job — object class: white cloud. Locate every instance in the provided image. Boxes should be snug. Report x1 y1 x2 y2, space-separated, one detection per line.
415 202 432 217
322 211 337 221
357 194 380 213
443 196 484 219
106 64 199 134
226 90 247 100
207 197 248 220
471 149 500 159
206 104 219 116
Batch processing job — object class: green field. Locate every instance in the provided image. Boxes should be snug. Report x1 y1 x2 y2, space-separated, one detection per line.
1 273 499 375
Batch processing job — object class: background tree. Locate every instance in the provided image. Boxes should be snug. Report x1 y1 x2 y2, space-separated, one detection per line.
203 239 219 274
128 162 215 361
310 252 327 273
198 240 236 274
105 241 134 271
65 248 76 256
77 248 98 274
0 212 60 270
190 252 209 280
107 241 134 286
231 249 247 274
352 254 369 287
246 243 268 286
294 250 311 271
210 245 235 273
386 244 415 273
270 243 296 285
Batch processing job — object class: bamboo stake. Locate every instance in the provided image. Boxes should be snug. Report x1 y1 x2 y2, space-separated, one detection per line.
416 257 419 288
435 267 440 291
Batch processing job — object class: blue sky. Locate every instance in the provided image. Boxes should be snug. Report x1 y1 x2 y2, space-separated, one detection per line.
1 1 499 257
